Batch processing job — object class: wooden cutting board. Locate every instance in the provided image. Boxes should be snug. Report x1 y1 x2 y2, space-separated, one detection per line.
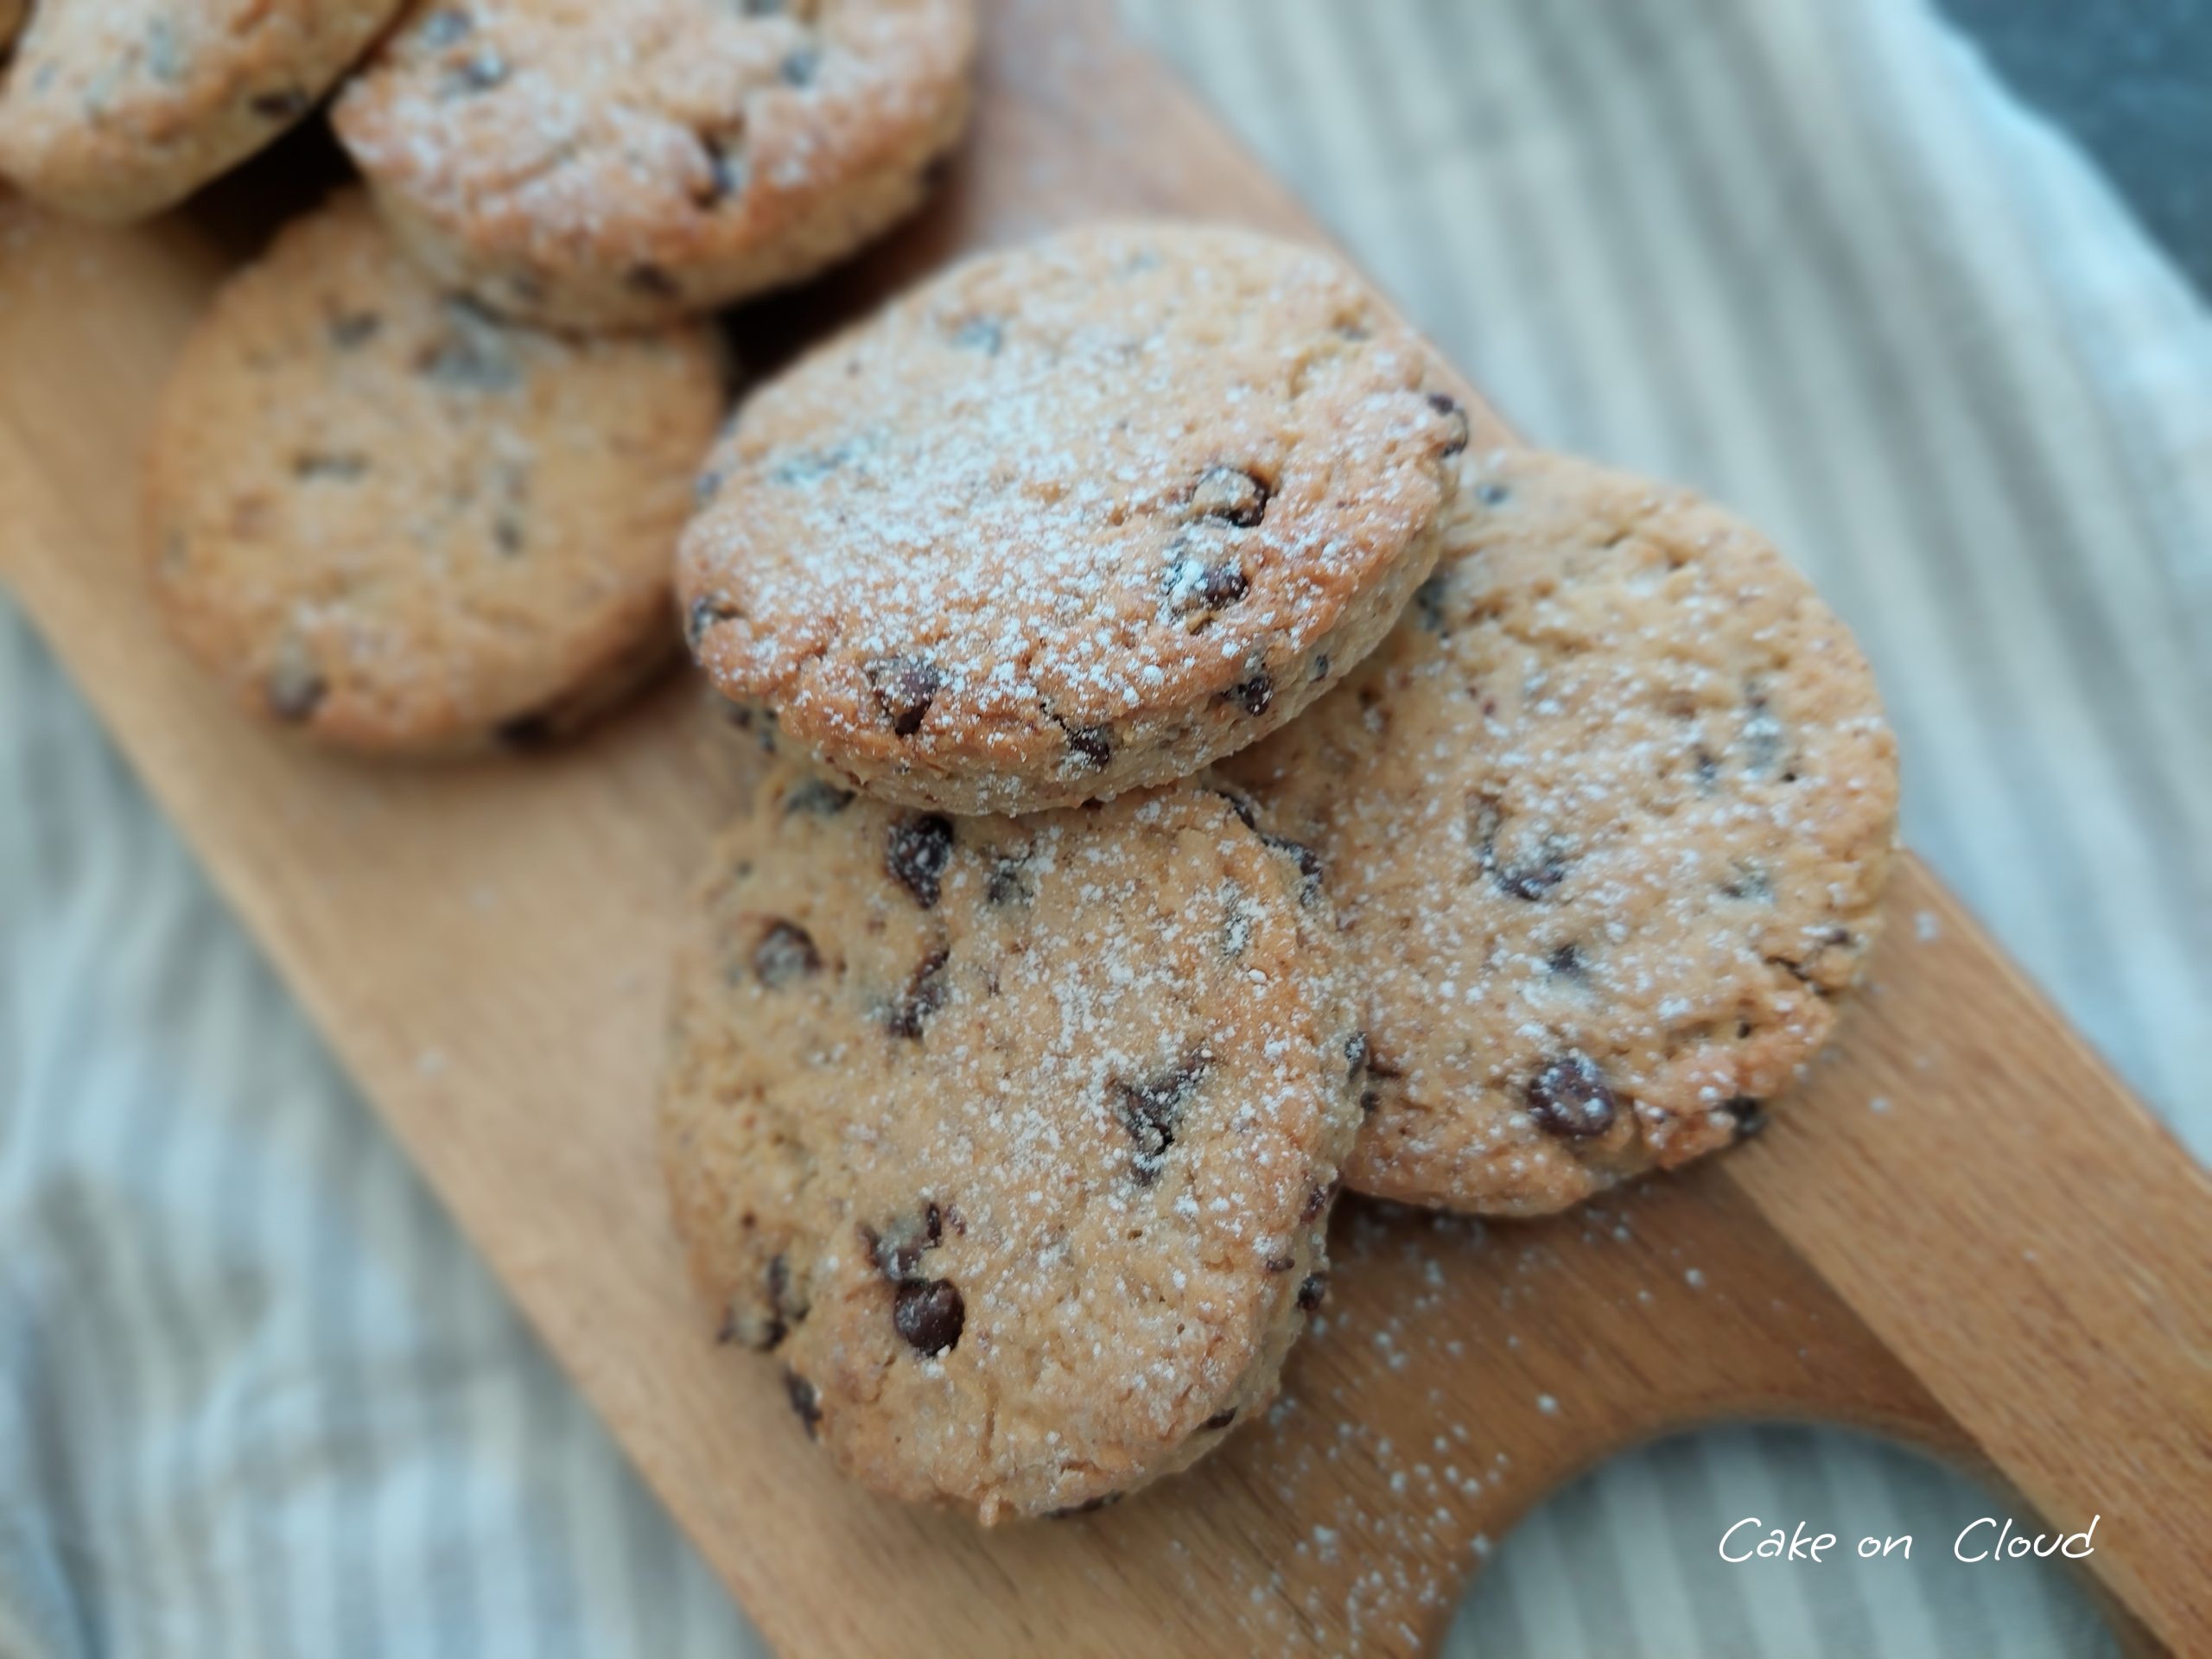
3 3 2206 1652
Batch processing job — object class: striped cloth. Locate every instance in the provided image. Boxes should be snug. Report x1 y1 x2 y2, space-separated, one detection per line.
3 0 2203 1652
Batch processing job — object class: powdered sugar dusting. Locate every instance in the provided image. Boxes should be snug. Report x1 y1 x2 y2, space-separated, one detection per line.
1223 447 1900 1215
662 767 1364 1519
680 221 1465 806
334 0 973 270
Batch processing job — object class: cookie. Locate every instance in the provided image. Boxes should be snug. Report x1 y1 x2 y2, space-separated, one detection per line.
1218 448 1899 1216
144 191 727 754
0 0 404 221
332 0 976 330
678 221 1470 815
659 764 1363 1522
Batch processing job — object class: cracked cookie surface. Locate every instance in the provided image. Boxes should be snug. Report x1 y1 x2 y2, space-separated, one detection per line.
679 220 1469 813
144 191 726 753
1219 448 1899 1216
334 0 976 327
659 763 1363 1522
0 0 403 220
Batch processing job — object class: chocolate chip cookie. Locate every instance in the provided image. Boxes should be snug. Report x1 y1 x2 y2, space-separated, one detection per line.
679 221 1470 814
145 191 727 753
0 0 403 221
1218 448 1899 1216
333 0 976 329
659 764 1363 1522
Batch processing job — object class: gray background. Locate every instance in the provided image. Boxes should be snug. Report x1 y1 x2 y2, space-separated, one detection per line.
1942 0 2212 296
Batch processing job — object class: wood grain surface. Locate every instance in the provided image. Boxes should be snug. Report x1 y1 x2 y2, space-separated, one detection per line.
3 2 2207 1653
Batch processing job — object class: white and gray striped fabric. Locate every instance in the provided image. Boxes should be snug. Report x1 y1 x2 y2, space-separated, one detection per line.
3 0 2203 1653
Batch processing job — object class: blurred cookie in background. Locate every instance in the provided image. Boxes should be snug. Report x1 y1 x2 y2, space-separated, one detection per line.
0 0 404 220
144 191 728 754
334 0 978 328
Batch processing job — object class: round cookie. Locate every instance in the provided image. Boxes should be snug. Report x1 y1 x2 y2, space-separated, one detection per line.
1217 448 1899 1217
659 763 1364 1522
333 0 977 330
145 191 727 754
679 221 1471 815
0 0 404 222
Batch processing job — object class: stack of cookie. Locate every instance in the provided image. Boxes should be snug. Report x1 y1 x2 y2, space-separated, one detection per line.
122 0 977 750
89 0 1897 1531
658 223 1900 1522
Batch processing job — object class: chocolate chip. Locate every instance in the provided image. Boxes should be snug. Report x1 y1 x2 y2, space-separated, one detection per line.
768 442 855 485
292 452 368 481
784 777 854 817
1424 391 1471 457
1114 1057 1207 1185
869 1205 944 1279
780 45 821 86
1164 546 1249 618
420 300 519 392
327 311 382 348
249 86 309 121
1725 1096 1769 1140
1546 942 1587 980
1344 1030 1370 1081
985 856 1033 907
264 656 326 722
1694 746 1722 794
753 920 821 987
1719 862 1775 903
419 7 474 47
696 133 746 207
782 1369 821 1435
883 948 949 1039
1296 1273 1328 1312
445 48 508 94
866 655 940 736
952 315 1004 355
627 264 681 301
493 513 525 556
1210 787 1260 830
1062 722 1112 769
892 1278 963 1357
1262 832 1323 902
1413 571 1451 631
686 594 739 649
1224 671 1273 717
1300 1179 1339 1225
1201 1407 1238 1431
766 1252 805 1336
1526 1057 1618 1139
885 814 953 908
1263 1255 1297 1274
731 1253 801 1350
1190 465 1270 527
1311 653 1331 683
1497 848 1568 901
1359 1089 1381 1115
1743 692 1787 776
